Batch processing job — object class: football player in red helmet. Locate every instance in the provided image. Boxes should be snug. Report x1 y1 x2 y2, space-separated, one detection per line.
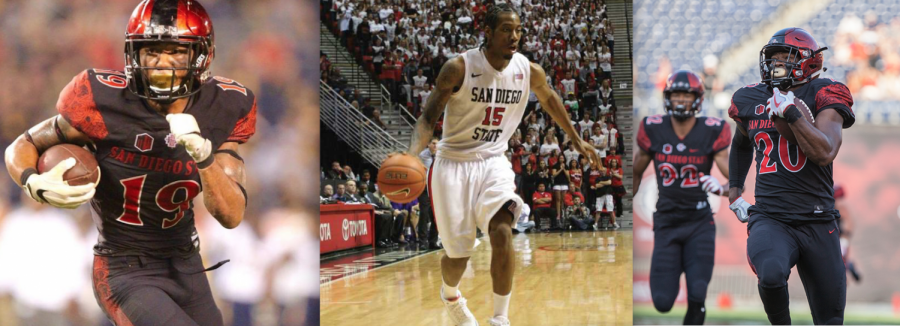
662 70 705 121
729 27 854 325
3 1 257 325
633 70 731 324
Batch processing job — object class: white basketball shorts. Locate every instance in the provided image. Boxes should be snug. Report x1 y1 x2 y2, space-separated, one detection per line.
596 194 614 212
428 155 524 258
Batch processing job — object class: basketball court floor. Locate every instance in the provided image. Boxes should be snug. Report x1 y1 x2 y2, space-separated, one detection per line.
321 230 633 325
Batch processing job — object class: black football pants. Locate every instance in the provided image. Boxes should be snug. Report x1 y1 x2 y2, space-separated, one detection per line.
650 212 716 313
92 254 223 326
747 214 846 325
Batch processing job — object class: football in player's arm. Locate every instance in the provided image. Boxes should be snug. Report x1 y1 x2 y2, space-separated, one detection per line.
5 88 249 230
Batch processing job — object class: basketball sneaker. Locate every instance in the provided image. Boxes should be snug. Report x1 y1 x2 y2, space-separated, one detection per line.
488 316 511 326
442 289 478 326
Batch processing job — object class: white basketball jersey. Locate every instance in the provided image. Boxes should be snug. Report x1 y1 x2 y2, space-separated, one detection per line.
438 48 531 161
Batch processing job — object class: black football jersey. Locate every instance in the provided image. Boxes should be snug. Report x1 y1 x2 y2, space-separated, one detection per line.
57 69 257 257
728 78 854 221
637 115 731 216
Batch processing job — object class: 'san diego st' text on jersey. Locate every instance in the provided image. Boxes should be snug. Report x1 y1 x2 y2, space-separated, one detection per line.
437 48 531 161
637 115 731 226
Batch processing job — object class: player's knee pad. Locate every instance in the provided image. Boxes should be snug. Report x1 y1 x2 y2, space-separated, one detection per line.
755 259 790 288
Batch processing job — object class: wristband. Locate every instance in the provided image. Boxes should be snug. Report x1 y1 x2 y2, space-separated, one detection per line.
20 168 38 187
197 154 216 169
783 105 802 124
214 149 244 162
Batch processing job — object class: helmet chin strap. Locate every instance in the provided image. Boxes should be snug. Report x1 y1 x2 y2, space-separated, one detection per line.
670 104 694 121
673 114 692 122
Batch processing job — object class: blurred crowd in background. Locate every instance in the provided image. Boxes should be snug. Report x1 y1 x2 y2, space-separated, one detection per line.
832 12 900 101
636 1 900 124
321 0 618 128
0 0 319 325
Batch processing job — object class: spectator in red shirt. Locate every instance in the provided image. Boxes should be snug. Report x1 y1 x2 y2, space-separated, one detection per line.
563 182 585 207
568 159 583 190
532 183 553 209
609 158 623 188
471 0 486 27
550 34 566 51
532 183 556 229
605 152 622 169
548 149 560 168
510 143 525 175
526 146 539 172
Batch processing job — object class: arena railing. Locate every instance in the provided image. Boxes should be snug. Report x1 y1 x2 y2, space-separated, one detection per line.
381 83 417 126
321 80 408 167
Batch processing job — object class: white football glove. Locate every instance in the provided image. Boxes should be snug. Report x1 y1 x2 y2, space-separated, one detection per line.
728 197 752 223
766 87 797 120
24 158 97 209
839 237 849 258
166 113 212 163
699 174 724 196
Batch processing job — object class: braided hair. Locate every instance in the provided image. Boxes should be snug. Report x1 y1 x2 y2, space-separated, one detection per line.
481 3 520 50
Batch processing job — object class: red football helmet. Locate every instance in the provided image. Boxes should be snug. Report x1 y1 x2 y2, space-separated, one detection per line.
125 0 215 101
663 70 704 121
759 27 826 89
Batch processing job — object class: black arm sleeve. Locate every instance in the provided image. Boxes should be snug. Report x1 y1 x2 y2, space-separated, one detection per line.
729 130 754 189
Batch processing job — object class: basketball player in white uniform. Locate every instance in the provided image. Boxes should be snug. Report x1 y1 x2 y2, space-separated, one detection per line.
392 4 600 325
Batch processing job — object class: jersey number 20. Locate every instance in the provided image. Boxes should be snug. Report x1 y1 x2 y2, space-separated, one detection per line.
754 133 807 174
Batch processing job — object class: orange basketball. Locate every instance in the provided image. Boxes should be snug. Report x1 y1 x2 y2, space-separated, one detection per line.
377 154 427 204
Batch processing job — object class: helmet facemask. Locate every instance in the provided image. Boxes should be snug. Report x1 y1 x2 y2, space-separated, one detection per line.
662 70 704 122
125 37 212 102
759 44 825 90
664 91 701 122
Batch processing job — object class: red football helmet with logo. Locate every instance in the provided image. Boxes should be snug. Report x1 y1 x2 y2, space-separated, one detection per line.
125 0 215 101
759 27 827 89
663 70 705 121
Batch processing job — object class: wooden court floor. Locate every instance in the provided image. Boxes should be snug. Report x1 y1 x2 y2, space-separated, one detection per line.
321 230 633 325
